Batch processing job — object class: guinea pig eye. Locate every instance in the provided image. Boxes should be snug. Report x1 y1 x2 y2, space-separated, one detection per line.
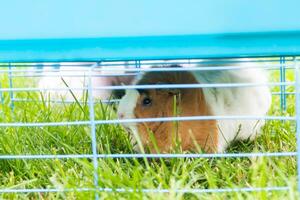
142 97 152 106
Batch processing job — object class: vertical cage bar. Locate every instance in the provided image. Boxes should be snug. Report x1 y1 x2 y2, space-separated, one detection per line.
0 82 4 119
295 57 300 191
88 64 99 200
135 60 141 69
0 82 3 105
8 64 14 110
280 57 287 111
135 60 142 78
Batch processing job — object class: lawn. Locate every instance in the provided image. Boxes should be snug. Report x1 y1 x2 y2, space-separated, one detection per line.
0 65 299 199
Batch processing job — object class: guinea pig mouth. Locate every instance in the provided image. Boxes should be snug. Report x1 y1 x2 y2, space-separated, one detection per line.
119 122 145 151
121 126 141 152
123 126 132 133
121 125 137 140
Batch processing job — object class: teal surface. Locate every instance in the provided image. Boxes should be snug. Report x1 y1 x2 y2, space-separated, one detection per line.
0 31 300 62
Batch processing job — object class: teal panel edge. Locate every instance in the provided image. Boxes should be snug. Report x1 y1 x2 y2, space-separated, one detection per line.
0 31 300 62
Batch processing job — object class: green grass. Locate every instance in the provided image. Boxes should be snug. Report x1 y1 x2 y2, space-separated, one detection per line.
0 68 299 199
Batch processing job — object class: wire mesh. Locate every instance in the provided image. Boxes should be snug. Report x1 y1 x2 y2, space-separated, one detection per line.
0 57 298 197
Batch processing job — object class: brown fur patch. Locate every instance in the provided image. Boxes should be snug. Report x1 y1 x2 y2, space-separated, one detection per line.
134 71 218 153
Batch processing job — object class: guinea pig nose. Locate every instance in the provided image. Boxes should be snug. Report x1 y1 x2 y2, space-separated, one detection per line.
118 113 124 119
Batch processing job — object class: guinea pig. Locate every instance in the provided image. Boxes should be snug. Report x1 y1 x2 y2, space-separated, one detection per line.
117 65 271 153
38 66 134 101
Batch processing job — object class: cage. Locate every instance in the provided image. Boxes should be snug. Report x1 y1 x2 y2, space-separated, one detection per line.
1 0 300 199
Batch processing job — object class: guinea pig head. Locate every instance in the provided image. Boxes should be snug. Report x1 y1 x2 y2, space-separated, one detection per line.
117 71 218 153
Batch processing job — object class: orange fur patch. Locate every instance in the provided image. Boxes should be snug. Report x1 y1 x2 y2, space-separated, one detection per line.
134 71 218 153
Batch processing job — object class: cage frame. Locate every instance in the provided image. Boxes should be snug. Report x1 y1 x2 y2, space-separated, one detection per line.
1 0 300 198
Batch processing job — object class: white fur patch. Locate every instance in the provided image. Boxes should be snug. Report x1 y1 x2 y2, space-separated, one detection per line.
192 67 271 152
117 89 146 152
117 89 140 122
38 67 112 101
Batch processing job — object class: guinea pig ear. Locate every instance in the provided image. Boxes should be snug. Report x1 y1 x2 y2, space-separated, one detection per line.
164 88 181 96
156 82 180 95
